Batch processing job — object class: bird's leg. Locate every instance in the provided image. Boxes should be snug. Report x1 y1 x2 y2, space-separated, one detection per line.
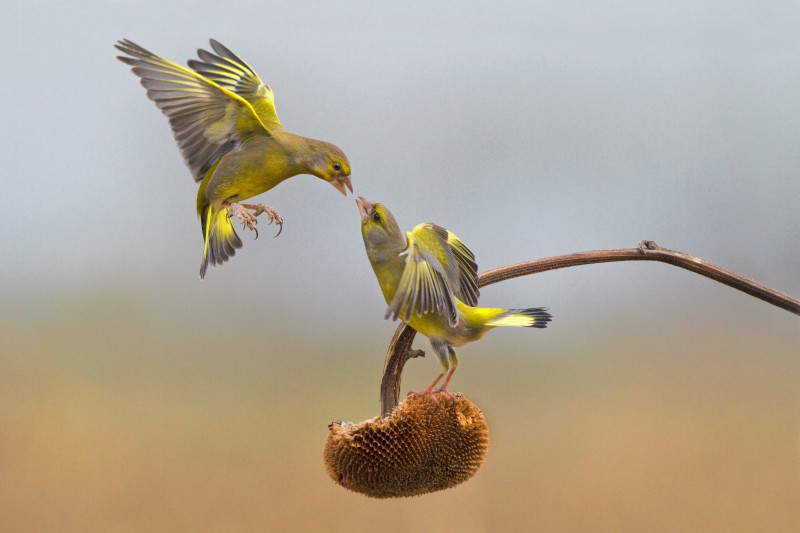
224 201 260 238
435 369 457 396
432 347 458 401
407 341 454 404
407 372 446 406
240 203 283 237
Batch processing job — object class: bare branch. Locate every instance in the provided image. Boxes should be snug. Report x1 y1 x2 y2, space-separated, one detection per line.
380 241 799 417
380 325 424 417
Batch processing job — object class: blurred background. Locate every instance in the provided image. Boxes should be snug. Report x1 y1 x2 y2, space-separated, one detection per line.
2 1 799 531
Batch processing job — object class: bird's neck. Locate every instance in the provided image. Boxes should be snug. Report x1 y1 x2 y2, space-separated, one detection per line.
280 133 329 178
371 257 405 306
367 240 408 306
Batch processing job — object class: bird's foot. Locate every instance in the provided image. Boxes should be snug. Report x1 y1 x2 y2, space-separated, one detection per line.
407 370 454 407
407 387 441 407
225 202 260 238
407 386 455 407
432 385 456 402
241 203 283 237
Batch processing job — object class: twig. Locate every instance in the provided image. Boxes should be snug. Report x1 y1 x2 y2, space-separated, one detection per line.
379 241 799 417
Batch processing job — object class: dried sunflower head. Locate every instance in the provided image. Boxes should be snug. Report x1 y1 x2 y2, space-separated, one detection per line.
324 392 490 498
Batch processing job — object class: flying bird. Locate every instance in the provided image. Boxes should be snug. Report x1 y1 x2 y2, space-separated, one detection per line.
357 197 551 398
116 39 352 278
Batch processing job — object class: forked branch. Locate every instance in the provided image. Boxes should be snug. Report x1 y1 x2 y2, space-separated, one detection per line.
379 241 799 417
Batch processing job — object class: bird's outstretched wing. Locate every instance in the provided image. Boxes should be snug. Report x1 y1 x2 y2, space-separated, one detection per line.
443 228 479 306
387 223 479 327
116 39 273 182
188 39 283 132
412 224 479 306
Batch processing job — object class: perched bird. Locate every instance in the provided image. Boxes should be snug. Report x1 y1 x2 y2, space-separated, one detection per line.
356 197 552 398
116 39 352 278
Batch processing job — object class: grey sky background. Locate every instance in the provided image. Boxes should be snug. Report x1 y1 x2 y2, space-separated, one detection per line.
2 0 798 350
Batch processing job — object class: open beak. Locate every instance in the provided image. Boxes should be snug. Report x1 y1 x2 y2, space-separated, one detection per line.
331 174 353 196
356 196 373 221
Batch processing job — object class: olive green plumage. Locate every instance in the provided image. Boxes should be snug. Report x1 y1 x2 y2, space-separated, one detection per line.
116 39 352 278
356 197 551 394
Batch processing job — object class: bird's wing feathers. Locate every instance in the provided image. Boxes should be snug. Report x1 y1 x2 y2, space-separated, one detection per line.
445 230 480 306
386 225 465 327
412 223 480 306
188 40 283 131
387 230 459 327
115 39 272 183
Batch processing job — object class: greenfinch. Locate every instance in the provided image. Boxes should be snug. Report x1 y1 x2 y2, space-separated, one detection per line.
357 197 552 397
116 39 352 278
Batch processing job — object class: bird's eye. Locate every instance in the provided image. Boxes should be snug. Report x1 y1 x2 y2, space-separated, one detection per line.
333 162 342 172
372 212 381 222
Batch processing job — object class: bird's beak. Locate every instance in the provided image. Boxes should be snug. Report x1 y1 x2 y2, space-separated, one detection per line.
356 196 373 221
331 174 353 196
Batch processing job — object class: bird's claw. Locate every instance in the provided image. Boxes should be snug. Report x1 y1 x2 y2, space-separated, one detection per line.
407 388 455 410
407 389 440 409
432 386 456 403
226 203 260 238
242 203 283 238
224 203 284 239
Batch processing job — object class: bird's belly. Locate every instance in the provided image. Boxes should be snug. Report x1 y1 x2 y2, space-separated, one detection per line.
228 173 274 200
207 152 293 204
407 313 459 343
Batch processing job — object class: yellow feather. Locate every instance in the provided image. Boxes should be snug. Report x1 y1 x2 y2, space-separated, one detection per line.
486 313 537 327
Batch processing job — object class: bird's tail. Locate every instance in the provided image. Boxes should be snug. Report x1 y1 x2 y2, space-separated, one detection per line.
199 204 242 279
485 307 552 328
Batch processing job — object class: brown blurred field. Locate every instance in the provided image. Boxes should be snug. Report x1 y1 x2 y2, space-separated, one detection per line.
1 291 797 532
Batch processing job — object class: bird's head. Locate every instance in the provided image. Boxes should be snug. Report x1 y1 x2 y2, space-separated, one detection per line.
356 197 405 261
307 141 352 196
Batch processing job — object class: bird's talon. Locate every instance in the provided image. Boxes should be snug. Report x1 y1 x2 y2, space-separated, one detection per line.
238 203 282 237
433 387 456 403
407 388 447 411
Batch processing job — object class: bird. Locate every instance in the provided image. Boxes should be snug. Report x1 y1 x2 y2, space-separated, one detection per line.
356 197 552 399
115 39 352 278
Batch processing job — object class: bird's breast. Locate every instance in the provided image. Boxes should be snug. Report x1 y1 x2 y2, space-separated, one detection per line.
206 145 298 204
